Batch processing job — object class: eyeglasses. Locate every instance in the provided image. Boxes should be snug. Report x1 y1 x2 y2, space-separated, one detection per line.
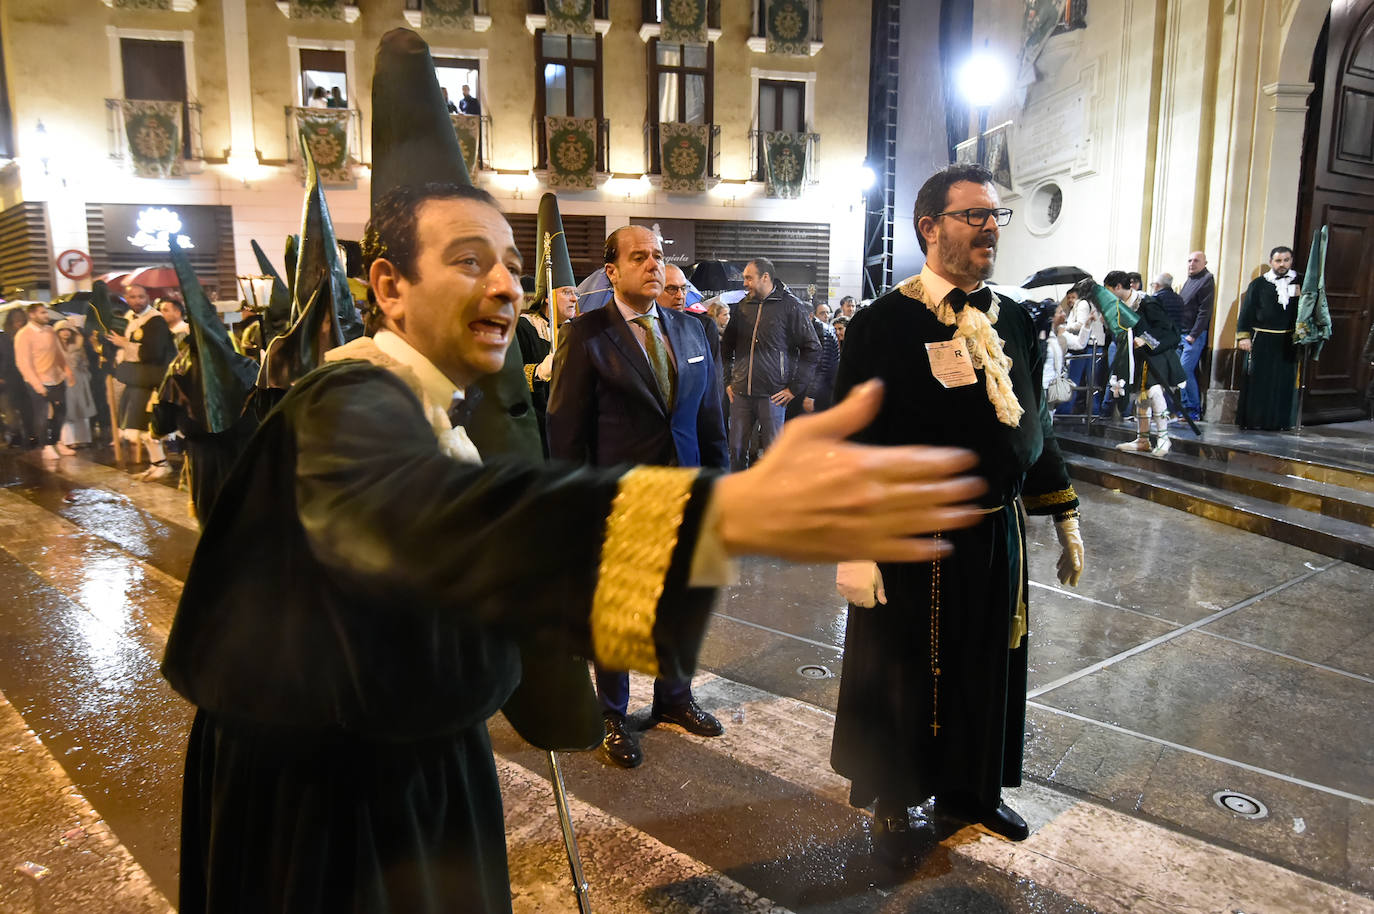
662 284 687 294
932 207 1014 227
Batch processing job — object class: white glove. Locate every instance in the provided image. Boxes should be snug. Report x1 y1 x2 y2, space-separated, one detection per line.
836 561 886 608
1054 516 1084 587
535 353 554 382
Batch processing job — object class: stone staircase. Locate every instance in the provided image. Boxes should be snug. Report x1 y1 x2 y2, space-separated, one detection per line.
1052 420 1374 569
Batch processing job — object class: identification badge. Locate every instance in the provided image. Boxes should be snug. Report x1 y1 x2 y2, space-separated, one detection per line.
925 338 978 388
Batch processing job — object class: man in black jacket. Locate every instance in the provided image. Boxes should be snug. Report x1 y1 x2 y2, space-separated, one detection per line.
1103 271 1186 456
790 301 839 418
1178 251 1214 420
721 257 819 469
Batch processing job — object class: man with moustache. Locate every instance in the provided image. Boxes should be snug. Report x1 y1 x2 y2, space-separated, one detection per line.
106 283 177 479
1236 245 1301 430
162 30 989 914
548 227 729 768
830 163 1085 863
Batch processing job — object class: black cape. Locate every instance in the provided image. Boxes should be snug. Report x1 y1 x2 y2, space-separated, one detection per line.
1236 274 1301 430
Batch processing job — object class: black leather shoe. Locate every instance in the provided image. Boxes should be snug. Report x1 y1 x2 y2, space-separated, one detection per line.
650 699 724 737
873 811 921 869
937 794 1029 841
600 714 642 768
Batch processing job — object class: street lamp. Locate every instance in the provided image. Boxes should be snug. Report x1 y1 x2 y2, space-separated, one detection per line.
956 43 1011 166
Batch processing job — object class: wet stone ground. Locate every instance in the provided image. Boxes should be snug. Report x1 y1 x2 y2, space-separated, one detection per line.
0 445 1371 913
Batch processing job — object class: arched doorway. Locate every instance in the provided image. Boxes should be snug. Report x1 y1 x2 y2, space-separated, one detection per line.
1295 0 1374 423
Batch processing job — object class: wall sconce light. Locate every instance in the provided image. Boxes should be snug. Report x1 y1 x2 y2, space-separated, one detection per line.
33 121 53 177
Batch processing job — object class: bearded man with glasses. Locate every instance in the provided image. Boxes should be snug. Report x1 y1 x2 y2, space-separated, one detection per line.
829 163 1086 863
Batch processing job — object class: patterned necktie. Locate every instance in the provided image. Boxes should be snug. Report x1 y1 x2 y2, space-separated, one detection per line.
632 314 676 407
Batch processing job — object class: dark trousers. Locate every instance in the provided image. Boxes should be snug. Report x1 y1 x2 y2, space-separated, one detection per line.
594 665 691 718
28 383 66 446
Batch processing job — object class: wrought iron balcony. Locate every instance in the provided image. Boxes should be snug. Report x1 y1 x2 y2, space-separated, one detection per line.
643 122 721 184
749 129 819 193
284 106 364 183
532 117 610 176
106 98 204 173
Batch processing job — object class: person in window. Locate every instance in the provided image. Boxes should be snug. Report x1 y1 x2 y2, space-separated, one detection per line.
442 87 459 114
307 86 329 108
459 84 481 116
327 87 347 109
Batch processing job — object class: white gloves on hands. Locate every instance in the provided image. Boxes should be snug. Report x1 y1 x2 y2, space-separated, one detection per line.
836 561 887 608
1054 516 1084 587
535 353 554 382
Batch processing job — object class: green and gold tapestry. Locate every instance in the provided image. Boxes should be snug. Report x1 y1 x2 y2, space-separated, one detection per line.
546 0 594 36
661 0 707 43
450 114 480 172
111 0 172 9
289 0 344 20
659 122 709 194
545 116 597 190
297 108 352 184
422 0 475 30
766 0 810 56
763 130 807 198
123 100 183 179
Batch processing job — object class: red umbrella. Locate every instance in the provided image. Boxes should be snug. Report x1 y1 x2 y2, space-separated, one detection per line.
125 266 180 290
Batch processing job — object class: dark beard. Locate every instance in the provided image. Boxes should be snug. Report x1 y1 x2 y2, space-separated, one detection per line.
938 227 996 283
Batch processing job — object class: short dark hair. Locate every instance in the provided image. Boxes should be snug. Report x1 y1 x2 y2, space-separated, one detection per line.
158 298 185 319
747 257 776 281
603 225 636 265
25 301 46 313
1127 272 1142 287
913 163 995 254
1269 245 1293 258
362 182 500 283
1103 270 1132 290
839 295 855 306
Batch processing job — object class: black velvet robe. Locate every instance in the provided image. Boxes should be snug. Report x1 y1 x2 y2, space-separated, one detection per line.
162 360 717 914
1109 294 1186 391
829 283 1077 811
1236 274 1301 430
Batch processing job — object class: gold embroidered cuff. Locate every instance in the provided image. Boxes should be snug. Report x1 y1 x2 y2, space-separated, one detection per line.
1022 486 1079 511
523 364 537 391
591 466 698 676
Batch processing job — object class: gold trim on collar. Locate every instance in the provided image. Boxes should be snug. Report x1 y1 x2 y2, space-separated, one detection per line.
591 466 698 676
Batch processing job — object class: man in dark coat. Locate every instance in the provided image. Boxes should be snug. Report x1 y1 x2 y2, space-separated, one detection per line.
1178 251 1214 420
1236 245 1301 430
1100 270 1187 456
548 225 730 768
830 164 1085 865
161 30 988 914
107 283 177 478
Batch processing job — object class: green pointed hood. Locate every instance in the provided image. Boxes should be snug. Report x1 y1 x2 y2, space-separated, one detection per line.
84 280 127 336
250 239 294 346
169 237 259 433
532 192 575 313
370 28 472 207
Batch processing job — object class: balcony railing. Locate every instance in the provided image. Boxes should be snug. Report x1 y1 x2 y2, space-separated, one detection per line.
106 98 204 169
533 116 610 175
285 106 365 183
643 122 720 182
640 0 721 29
749 129 820 187
450 114 492 171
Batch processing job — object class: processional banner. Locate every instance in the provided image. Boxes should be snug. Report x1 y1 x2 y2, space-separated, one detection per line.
422 0 475 29
545 116 597 190
297 108 353 184
450 114 480 172
288 0 345 19
124 100 184 178
659 123 710 194
546 0 595 36
766 0 810 56
661 0 707 43
763 131 807 198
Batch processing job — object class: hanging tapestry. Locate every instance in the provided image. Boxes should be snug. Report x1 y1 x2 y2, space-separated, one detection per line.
422 0 475 30
983 122 1013 190
545 116 597 190
450 114 481 172
297 108 352 184
124 100 183 178
661 0 707 43
546 0 594 36
289 0 344 20
659 122 710 194
763 131 807 198
766 0 810 56
111 0 172 9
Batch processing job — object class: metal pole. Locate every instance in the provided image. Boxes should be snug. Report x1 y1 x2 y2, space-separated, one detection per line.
544 231 558 355
547 750 592 914
976 107 989 167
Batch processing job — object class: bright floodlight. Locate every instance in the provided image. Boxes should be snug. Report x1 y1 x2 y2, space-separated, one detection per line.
856 166 876 190
957 50 1010 108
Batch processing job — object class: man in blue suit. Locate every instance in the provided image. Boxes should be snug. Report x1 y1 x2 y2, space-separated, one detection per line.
548 224 729 768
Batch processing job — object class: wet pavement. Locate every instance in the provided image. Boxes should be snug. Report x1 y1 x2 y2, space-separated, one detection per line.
0 444 1371 913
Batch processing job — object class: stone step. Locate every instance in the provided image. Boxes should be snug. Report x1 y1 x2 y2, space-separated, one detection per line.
1054 422 1374 493
1062 451 1374 570
1056 432 1374 528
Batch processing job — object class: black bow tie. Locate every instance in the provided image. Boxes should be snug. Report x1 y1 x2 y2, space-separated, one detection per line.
446 387 483 428
945 287 994 312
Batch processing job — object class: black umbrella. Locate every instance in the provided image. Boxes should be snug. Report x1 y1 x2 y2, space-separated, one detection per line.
1022 266 1092 289
690 259 743 295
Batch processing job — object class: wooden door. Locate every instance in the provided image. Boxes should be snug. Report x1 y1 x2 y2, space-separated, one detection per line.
1296 0 1374 422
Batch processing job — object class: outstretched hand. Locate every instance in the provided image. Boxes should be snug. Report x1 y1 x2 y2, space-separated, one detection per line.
713 379 987 564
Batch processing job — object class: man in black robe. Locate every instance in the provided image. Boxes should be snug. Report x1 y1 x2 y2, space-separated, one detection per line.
830 163 1085 863
1100 270 1186 456
1236 245 1301 430
162 30 990 914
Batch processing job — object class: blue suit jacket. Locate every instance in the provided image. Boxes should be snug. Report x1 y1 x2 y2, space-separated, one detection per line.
547 302 729 470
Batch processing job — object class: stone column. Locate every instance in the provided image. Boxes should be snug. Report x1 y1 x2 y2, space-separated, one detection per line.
222 0 259 176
